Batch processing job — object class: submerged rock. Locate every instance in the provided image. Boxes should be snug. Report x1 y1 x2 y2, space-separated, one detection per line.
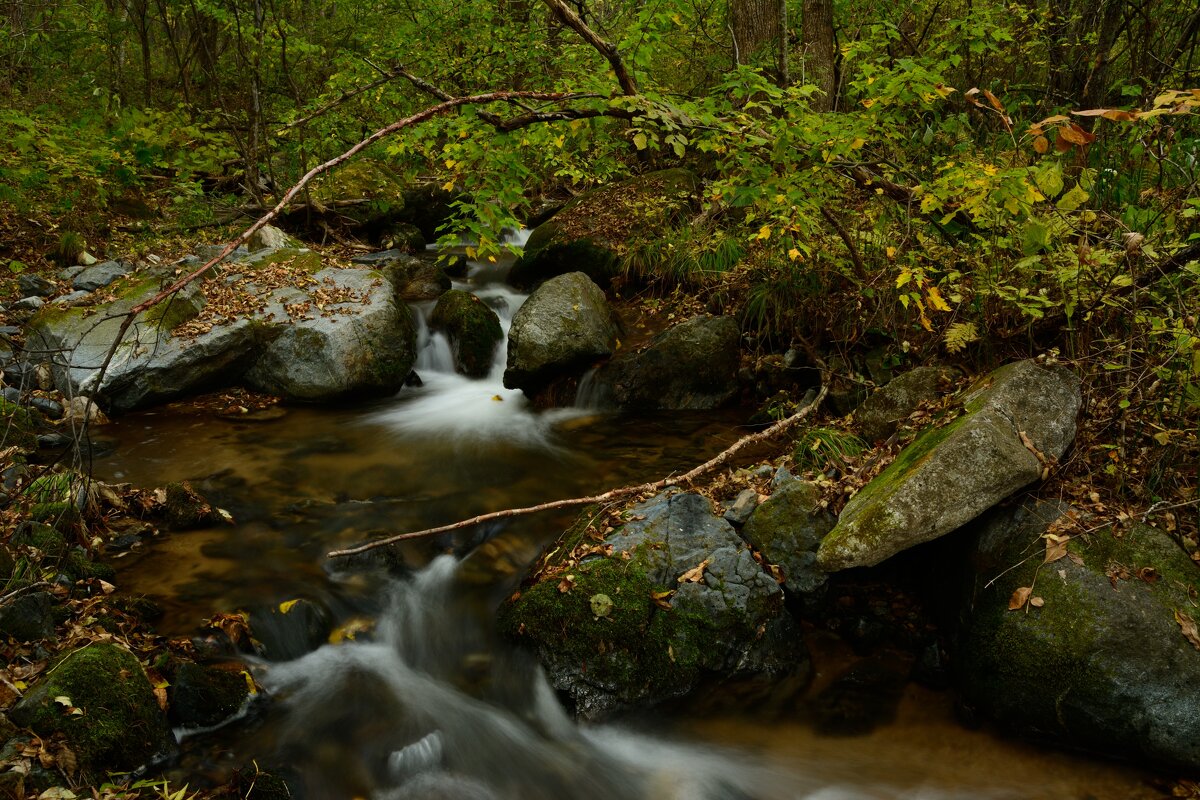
503 272 618 395
956 500 1200 770
169 662 250 729
501 491 806 718
10 643 174 778
430 290 503 378
817 360 1081 571
582 315 740 411
509 168 700 289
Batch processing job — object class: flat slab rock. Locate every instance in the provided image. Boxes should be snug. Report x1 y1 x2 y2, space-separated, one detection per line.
817 360 1082 571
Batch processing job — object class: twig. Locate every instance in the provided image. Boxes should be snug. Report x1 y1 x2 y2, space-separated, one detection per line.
327 384 827 558
541 0 639 96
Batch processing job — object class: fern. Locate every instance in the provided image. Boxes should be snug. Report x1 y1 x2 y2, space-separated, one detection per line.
944 321 980 353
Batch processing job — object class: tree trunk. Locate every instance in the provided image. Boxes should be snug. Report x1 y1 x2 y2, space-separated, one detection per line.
1046 0 1123 110
802 0 836 110
730 0 780 65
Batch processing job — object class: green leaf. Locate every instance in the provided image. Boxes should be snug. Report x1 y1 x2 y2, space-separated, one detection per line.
1022 219 1051 255
632 132 648 150
7 259 26 274
1033 161 1063 198
1056 183 1090 213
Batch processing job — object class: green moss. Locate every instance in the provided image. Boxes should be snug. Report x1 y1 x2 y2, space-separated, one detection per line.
246 247 324 274
12 523 68 559
1 399 41 451
10 643 171 776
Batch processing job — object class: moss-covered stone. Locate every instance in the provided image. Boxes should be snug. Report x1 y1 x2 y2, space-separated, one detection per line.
164 481 217 529
312 159 405 226
9 643 174 777
430 290 503 378
0 399 41 452
509 168 701 289
957 500 1200 769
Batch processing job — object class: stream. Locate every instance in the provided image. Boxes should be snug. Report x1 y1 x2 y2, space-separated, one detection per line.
91 241 1161 799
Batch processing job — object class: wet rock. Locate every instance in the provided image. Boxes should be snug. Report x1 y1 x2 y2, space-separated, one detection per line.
378 257 451 302
169 662 250 729
582 315 740 411
502 490 806 718
956 500 1200 770
63 396 108 425
350 249 408 266
249 598 333 660
377 221 426 252
817 360 1082 571
723 489 760 526
741 479 834 599
52 290 91 306
244 267 416 400
18 274 55 298
10 643 174 778
72 260 128 291
504 272 618 395
29 397 63 418
0 591 56 642
430 290 503 378
509 168 700 289
853 366 959 443
164 481 222 529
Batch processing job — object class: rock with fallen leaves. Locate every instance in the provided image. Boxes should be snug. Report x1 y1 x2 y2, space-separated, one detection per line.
852 365 960 443
817 359 1082 571
9 642 175 779
956 499 1200 770
740 478 835 602
581 315 741 411
503 271 620 397
501 490 807 719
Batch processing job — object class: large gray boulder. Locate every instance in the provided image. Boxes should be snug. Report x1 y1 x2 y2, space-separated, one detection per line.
504 272 618 394
956 500 1200 769
244 267 415 400
24 250 417 410
501 491 806 719
581 315 740 411
740 479 835 599
817 360 1081 571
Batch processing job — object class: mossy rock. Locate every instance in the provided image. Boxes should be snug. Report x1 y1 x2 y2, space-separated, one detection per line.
169 662 250 729
312 159 405 226
430 290 503 378
957 500 1200 769
509 168 701 289
10 643 174 777
164 481 218 529
502 492 805 718
0 399 41 452
240 247 325 275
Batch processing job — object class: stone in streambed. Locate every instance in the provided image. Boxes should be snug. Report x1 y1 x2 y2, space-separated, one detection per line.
430 290 503 379
741 479 834 599
853 365 959 443
169 662 250 729
956 500 1200 770
503 272 618 396
817 360 1081 571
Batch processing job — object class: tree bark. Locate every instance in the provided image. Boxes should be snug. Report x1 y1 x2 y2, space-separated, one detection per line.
730 0 781 65
802 0 836 110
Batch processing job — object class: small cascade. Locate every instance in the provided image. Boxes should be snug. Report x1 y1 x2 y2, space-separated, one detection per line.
369 233 584 448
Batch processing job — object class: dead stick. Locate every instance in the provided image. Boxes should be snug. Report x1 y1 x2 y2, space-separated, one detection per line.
327 384 827 558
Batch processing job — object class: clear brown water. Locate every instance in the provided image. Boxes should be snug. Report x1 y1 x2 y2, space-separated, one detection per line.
88 258 1165 800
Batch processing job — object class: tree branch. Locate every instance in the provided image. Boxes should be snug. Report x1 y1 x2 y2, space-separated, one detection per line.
541 0 639 96
327 384 827 558
275 66 410 135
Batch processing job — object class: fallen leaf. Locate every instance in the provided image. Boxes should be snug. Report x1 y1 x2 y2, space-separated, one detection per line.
1175 610 1200 652
557 575 576 593
1029 596 1045 608
1136 567 1160 584
1008 586 1033 610
678 559 710 584
1043 533 1070 563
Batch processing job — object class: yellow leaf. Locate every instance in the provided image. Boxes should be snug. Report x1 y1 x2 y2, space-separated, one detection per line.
756 225 772 240
850 137 866 150
982 163 998 176
886 246 897 259
491 395 503 402
787 248 801 261
926 285 951 312
441 180 455 191
895 269 912 288
279 599 301 614
444 159 457 169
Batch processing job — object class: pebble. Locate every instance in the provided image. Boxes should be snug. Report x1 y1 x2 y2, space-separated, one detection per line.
12 296 45 311
30 397 64 418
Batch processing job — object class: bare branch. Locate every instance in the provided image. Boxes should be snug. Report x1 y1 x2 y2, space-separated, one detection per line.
541 0 639 96
327 384 827 558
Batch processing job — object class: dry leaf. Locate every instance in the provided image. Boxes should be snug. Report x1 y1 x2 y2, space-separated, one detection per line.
557 575 576 593
1175 610 1200 652
1029 596 1045 608
678 559 710 584
651 589 675 610
1009 586 1033 610
1043 533 1069 563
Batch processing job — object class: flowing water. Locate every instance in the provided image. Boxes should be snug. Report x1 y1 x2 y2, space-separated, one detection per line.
92 241 1163 799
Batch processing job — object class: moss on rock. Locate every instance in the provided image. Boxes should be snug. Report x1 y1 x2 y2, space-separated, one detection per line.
10 643 173 777
430 290 503 378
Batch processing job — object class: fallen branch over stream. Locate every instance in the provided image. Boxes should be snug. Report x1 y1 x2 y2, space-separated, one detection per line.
326 384 827 558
